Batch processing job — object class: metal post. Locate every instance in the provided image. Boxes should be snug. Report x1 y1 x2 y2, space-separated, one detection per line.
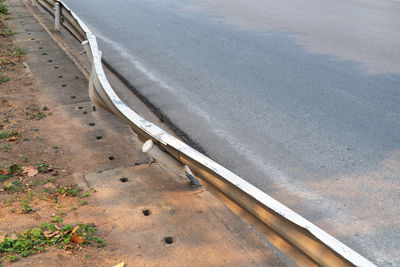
54 2 61 31
142 140 202 187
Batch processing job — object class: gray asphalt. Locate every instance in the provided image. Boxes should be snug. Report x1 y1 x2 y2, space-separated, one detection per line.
63 0 400 265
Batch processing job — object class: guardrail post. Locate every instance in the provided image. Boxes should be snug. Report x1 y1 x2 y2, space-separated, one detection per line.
54 2 61 31
31 0 36 6
142 140 202 187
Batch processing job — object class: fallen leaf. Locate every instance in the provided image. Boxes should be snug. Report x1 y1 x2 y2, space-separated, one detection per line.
22 166 38 177
70 232 83 244
0 169 9 175
6 136 17 142
113 262 125 267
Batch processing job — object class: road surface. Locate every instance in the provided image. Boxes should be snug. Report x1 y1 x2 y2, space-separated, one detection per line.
62 0 400 265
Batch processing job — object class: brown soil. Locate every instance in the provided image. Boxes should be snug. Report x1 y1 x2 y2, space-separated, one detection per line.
0 11 123 267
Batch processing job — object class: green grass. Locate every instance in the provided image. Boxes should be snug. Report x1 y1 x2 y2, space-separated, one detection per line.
2 144 11 152
0 223 105 263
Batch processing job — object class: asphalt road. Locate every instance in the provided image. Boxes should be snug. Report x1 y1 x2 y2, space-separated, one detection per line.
63 0 400 265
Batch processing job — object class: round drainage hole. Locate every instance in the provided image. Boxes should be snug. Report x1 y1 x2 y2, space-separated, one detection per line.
58 75 63 78
42 53 47 55
88 122 95 126
75 76 80 79
61 84 67 87
83 111 88 114
48 59 53 62
31 38 35 40
78 106 83 109
108 156 115 160
27 32 31 35
120 177 128 183
70 96 76 99
38 47 43 49
96 136 103 140
36 41 40 43
54 66 59 69
164 237 174 244
142 209 151 216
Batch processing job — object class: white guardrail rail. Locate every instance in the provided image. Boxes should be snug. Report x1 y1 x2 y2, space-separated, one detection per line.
31 0 376 266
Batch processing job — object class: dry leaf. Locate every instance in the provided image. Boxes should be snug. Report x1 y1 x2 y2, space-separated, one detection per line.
113 262 125 267
70 232 83 244
3 181 12 190
22 166 38 177
0 169 9 175
6 136 17 142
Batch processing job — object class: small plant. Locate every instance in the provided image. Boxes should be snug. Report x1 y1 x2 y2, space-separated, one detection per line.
15 47 25 57
80 191 90 198
22 156 29 163
29 111 46 120
20 199 32 213
79 200 86 206
71 205 76 210
0 73 10 83
52 215 63 223
52 145 58 149
2 144 11 152
0 223 106 262
56 185 82 197
0 3 9 15
36 163 49 173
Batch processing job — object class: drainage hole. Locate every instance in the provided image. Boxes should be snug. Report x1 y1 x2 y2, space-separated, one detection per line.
58 75 63 78
88 122 95 126
108 156 115 160
70 96 76 99
120 177 129 183
142 209 151 216
78 106 83 109
164 237 174 245
54 66 59 69
83 111 88 114
38 47 43 49
48 59 53 62
61 84 67 87
41 53 47 55
36 41 40 43
96 136 103 140
27 32 31 35
75 76 80 79
31 38 35 40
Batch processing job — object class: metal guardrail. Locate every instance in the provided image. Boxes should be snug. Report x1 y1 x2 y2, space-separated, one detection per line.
31 0 377 266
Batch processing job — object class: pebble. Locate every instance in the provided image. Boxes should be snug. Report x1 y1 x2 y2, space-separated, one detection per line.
43 106 49 111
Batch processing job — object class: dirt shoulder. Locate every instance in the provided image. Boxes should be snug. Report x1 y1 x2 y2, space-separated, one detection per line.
0 0 287 266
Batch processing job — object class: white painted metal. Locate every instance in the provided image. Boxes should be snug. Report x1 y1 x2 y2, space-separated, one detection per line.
54 2 60 31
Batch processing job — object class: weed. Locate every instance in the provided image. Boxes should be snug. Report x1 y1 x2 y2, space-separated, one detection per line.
36 163 49 173
2 144 11 152
20 199 32 213
1 27 13 37
0 222 106 262
52 145 58 149
0 130 19 140
52 216 63 223
80 191 90 198
0 74 10 83
56 185 82 197
79 200 86 206
71 205 76 210
0 3 8 15
15 47 25 57
22 156 28 163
